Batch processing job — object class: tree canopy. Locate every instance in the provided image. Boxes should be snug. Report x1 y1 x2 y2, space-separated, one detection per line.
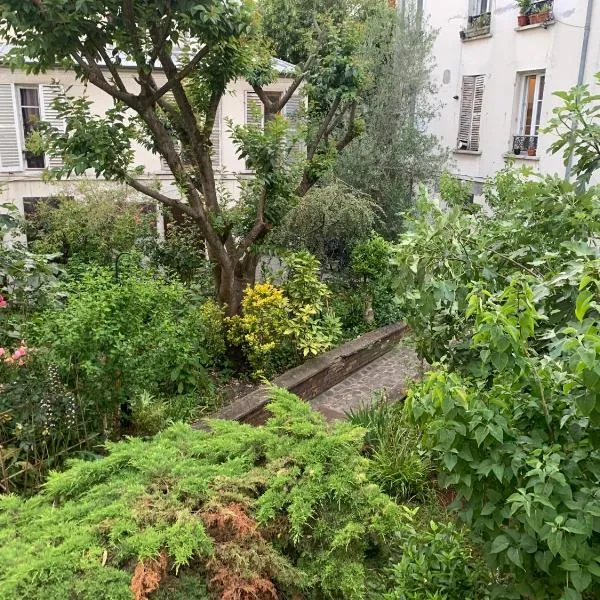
0 0 384 314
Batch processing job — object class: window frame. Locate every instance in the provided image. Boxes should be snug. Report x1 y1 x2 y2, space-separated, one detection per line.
517 71 545 138
16 85 46 170
469 0 489 17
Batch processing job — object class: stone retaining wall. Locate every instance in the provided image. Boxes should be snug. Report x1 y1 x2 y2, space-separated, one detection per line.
211 322 409 426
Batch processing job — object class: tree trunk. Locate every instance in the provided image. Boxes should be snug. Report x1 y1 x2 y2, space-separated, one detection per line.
215 252 259 317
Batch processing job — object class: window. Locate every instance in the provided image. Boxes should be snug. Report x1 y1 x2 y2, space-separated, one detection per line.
466 0 491 36
245 91 304 168
457 75 485 152
0 83 64 172
18 87 45 169
512 71 545 155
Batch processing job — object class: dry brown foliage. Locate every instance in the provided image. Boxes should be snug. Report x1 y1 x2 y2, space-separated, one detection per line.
201 503 258 543
201 503 281 599
130 548 168 600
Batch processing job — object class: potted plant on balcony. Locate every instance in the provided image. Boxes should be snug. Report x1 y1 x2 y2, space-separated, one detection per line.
517 0 532 26
529 2 551 25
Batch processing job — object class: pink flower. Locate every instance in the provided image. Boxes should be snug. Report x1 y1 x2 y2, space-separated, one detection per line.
17 359 25 366
0 295 7 308
0 348 4 358
12 347 26 360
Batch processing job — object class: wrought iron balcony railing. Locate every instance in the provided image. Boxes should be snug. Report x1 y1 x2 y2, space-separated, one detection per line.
465 12 491 37
512 135 538 156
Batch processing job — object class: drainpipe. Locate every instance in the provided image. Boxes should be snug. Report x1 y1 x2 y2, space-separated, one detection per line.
565 0 594 181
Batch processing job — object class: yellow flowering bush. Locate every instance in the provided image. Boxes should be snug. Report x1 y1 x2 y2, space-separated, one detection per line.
227 283 292 376
228 252 342 377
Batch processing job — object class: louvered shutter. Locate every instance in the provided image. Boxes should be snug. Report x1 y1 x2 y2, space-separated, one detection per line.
470 76 485 151
210 101 221 167
245 92 263 127
40 84 65 168
457 75 484 151
283 94 304 157
0 84 22 171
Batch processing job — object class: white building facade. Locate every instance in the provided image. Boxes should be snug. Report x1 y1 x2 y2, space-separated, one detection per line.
420 0 600 195
0 54 300 223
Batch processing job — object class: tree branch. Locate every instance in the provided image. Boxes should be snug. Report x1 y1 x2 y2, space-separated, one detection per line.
307 94 342 160
252 85 275 114
125 176 197 218
93 44 128 93
335 102 358 152
235 187 268 259
71 51 139 108
149 45 211 105
273 54 316 113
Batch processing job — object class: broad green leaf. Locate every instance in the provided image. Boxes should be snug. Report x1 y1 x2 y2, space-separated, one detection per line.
491 535 510 554
575 290 594 322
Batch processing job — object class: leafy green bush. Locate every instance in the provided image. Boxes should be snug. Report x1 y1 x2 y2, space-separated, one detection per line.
27 184 156 266
391 168 600 365
276 182 377 271
0 206 61 343
385 520 493 600
228 252 341 377
0 389 413 600
30 267 225 429
408 270 600 599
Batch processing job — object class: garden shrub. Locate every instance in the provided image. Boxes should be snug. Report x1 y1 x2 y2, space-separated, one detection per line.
27 185 156 266
408 271 600 599
276 182 377 272
0 346 96 494
385 520 494 600
29 267 225 430
0 389 413 600
0 205 61 343
228 251 341 377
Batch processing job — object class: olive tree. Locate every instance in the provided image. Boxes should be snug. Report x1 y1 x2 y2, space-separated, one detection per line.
0 0 380 315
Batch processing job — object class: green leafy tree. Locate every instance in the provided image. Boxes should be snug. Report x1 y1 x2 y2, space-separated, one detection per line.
1 0 379 316
545 72 600 185
335 3 447 237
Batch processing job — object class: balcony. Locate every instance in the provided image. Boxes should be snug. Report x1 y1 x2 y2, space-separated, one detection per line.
460 12 491 40
512 135 538 157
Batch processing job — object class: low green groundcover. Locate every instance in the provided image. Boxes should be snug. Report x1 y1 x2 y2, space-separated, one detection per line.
0 389 410 600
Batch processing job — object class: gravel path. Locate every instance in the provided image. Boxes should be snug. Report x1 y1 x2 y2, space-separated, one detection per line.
309 344 425 420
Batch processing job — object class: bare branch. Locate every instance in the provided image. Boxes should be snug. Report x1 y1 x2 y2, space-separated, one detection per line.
273 54 316 113
307 94 342 160
235 188 268 259
71 51 139 108
124 177 197 218
149 45 211 105
93 44 128 93
335 102 358 153
252 85 276 114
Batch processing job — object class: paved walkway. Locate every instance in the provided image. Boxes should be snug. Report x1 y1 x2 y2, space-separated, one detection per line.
310 343 425 420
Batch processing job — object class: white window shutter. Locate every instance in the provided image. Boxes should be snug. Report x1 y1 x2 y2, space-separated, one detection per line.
245 91 264 127
0 84 22 172
40 84 65 168
283 94 304 157
210 101 221 167
471 76 485 151
457 75 485 152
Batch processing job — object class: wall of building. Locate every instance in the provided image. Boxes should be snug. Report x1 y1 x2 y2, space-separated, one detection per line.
423 0 599 189
0 65 296 213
